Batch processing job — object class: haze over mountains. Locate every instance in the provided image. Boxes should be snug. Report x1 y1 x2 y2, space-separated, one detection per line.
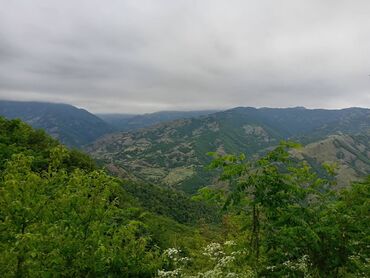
0 101 113 147
1 100 368 193
89 106 370 192
97 110 219 131
0 100 218 146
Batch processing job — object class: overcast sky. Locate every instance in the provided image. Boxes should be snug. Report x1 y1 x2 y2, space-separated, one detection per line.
0 0 369 113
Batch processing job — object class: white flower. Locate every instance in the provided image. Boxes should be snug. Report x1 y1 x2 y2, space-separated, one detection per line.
164 248 181 260
225 273 239 278
224 240 236 246
158 268 182 278
203 243 224 259
217 256 235 268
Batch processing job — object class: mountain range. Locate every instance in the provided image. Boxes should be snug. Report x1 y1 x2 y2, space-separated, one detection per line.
0 100 113 147
1 100 369 193
0 100 218 147
97 110 219 131
88 107 370 193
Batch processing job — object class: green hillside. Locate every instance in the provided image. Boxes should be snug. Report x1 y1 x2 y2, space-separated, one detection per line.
88 107 370 193
0 100 114 147
292 134 370 187
97 110 219 131
0 117 219 276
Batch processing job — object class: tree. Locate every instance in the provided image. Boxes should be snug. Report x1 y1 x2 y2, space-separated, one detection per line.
208 142 367 276
0 147 161 277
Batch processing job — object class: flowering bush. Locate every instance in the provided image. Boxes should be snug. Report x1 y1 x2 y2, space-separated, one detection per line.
157 241 255 278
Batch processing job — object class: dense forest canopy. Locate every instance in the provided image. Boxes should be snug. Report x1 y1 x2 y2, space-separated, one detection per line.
0 117 369 277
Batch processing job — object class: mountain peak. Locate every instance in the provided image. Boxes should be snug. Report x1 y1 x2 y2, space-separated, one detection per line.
0 100 113 147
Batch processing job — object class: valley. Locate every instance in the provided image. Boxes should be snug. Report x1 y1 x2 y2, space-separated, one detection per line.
88 106 370 192
0 104 369 277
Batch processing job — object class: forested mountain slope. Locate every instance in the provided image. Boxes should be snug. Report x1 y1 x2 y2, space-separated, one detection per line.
98 110 219 131
292 133 370 187
88 107 370 193
0 116 219 276
0 100 113 147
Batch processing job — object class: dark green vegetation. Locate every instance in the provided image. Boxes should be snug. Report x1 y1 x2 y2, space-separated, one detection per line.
123 181 220 225
0 100 113 147
98 110 219 131
89 107 370 193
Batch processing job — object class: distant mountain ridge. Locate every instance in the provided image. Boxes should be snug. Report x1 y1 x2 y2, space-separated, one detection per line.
220 106 369 137
1 100 368 192
88 107 370 193
0 100 113 147
98 110 220 131
0 101 221 146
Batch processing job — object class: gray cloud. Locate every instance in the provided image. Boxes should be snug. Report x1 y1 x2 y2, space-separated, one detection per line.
0 0 369 113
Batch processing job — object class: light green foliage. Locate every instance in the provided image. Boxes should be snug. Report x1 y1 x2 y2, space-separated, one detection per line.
318 177 370 276
208 142 370 276
0 116 218 277
0 118 162 277
157 241 256 278
0 149 161 277
191 187 226 207
0 116 96 173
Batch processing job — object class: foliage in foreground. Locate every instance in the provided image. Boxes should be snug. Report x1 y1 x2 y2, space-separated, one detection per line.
0 148 162 277
0 118 161 276
123 181 220 225
159 142 369 277
0 117 216 277
203 142 369 277
0 117 369 277
157 241 256 278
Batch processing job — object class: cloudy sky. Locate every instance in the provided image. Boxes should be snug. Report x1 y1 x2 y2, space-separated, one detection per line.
0 0 369 113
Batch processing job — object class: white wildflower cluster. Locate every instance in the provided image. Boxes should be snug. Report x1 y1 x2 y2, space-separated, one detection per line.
266 265 277 272
282 255 312 277
164 248 182 261
196 242 254 278
190 269 254 278
157 248 190 278
218 255 235 268
348 254 369 277
202 243 225 260
231 250 245 256
225 273 240 278
157 241 256 278
224 240 237 247
158 269 182 278
178 257 191 264
191 269 223 278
